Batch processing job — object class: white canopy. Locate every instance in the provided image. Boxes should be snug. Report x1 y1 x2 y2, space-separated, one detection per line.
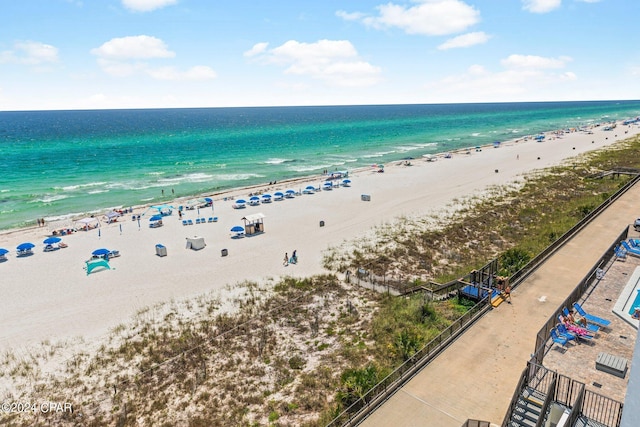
242 213 265 222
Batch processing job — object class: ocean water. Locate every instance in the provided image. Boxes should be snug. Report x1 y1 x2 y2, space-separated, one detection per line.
1 101 639 231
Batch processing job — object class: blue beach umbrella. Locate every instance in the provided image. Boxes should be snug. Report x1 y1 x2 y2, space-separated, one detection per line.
342 179 351 184
17 242 35 251
43 237 62 244
230 226 244 233
92 248 110 256
236 199 247 204
249 196 260 201
0 248 9 256
149 215 163 221
274 191 284 196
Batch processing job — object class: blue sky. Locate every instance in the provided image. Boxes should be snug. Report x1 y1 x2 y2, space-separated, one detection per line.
1 0 639 111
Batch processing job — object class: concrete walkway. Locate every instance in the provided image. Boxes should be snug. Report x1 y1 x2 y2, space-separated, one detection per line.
361 182 640 427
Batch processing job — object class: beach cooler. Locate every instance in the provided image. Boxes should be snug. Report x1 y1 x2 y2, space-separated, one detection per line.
361 194 371 201
155 244 167 257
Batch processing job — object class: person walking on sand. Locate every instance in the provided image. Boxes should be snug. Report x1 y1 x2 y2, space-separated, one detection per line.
504 285 512 304
283 253 289 266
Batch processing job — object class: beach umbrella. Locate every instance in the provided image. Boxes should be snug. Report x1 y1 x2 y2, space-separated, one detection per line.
305 185 315 190
262 194 272 199
236 199 247 204
342 179 351 184
149 215 163 221
230 226 244 233
285 189 295 195
249 196 260 201
17 242 35 251
274 191 284 197
0 248 9 255
92 248 110 256
43 237 62 244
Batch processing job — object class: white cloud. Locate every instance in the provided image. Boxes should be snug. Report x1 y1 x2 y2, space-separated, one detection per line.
501 54 571 69
522 0 562 14
0 41 59 65
335 10 366 21
121 0 177 12
437 32 490 50
423 54 576 102
146 65 217 81
91 35 215 81
339 0 480 36
243 42 269 58
91 35 175 60
247 39 382 87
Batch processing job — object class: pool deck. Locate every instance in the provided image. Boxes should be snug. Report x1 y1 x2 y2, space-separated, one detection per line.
360 182 640 427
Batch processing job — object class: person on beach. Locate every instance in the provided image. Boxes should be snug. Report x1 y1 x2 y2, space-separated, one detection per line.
504 285 511 304
283 253 289 266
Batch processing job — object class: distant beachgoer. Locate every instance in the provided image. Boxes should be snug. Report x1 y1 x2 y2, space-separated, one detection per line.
162 189 165 196
632 307 640 320
41 218 45 227
283 253 289 266
172 188 175 195
36 218 41 227
504 285 511 303
517 154 519 160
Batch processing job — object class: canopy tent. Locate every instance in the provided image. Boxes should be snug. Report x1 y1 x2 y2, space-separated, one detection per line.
103 211 121 223
328 170 348 179
242 212 265 236
75 217 100 230
146 205 173 216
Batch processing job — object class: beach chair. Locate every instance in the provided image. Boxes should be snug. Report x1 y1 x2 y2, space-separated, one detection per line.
187 219 194 225
573 302 611 327
208 217 214 223
182 220 188 226
562 308 600 333
555 323 577 342
550 328 569 348
213 217 218 222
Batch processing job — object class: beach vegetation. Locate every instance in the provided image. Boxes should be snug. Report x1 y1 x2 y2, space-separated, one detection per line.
4 135 640 426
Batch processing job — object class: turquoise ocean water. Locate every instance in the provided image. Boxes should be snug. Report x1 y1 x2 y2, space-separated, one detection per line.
1 101 639 231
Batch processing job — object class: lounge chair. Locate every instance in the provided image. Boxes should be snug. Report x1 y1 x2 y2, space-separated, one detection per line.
550 328 569 348
213 217 218 222
555 324 577 342
187 219 194 225
573 302 611 327
182 220 188 226
562 308 600 333
208 217 214 223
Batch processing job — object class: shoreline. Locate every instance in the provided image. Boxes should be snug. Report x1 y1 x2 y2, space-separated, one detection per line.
1 120 639 353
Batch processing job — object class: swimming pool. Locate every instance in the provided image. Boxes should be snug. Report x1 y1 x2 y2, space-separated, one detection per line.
613 266 640 329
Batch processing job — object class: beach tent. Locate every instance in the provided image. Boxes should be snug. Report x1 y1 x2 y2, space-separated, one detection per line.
104 211 121 223
186 236 206 250
76 217 100 230
147 205 173 216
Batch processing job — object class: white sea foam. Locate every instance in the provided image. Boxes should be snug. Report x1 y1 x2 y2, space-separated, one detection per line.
87 189 109 195
0 189 9 193
471 133 481 137
35 194 71 204
287 165 326 172
263 158 294 165
215 173 264 181
60 182 108 191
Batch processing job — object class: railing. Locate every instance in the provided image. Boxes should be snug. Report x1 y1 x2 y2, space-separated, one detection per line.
460 420 491 427
326 296 491 427
530 225 629 365
502 362 624 427
581 389 624 427
535 375 557 427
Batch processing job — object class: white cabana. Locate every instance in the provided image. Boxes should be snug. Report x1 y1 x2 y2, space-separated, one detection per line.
75 217 100 230
242 212 265 236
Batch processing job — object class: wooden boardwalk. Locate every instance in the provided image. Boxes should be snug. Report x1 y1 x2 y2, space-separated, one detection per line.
361 183 640 427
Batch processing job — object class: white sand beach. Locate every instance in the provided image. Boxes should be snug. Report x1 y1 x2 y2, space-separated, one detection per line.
1 123 639 353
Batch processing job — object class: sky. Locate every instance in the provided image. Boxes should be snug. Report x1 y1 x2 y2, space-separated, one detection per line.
1 0 639 111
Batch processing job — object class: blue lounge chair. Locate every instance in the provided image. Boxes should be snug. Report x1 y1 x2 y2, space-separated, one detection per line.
182 220 188 226
187 219 194 225
550 328 569 348
573 302 611 327
555 323 577 342
213 217 218 222
208 217 214 223
562 308 600 333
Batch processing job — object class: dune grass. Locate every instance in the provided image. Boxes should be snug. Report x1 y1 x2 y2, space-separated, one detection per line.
3 136 640 426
